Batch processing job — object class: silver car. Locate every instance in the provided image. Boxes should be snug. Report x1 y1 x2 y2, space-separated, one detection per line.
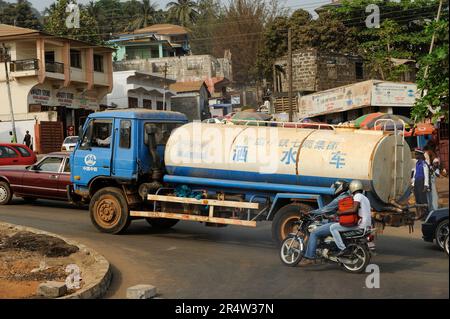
61 136 79 151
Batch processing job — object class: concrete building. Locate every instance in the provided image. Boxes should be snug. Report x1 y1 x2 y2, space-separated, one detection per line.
105 70 176 110
0 24 113 151
297 80 418 124
169 81 210 121
273 48 365 95
114 53 232 96
111 24 190 61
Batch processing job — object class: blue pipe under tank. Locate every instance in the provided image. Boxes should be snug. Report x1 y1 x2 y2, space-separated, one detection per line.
163 175 336 196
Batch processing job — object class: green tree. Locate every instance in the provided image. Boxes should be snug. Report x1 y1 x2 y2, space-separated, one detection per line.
125 0 159 31
0 0 42 30
44 0 102 44
190 0 221 54
412 19 449 122
167 0 199 26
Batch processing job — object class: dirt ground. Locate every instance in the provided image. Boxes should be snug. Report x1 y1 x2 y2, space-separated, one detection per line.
0 226 96 299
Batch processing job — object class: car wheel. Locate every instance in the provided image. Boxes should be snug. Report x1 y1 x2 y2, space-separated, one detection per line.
435 219 449 250
0 181 13 205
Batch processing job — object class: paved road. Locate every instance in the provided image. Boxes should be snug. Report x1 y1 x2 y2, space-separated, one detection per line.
0 198 448 299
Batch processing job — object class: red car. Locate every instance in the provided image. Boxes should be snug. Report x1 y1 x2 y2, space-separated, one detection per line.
0 152 72 205
0 143 37 166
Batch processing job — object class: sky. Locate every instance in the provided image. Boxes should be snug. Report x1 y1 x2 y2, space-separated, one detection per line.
9 0 332 15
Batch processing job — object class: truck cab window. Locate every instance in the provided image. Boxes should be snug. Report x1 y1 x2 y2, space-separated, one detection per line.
80 120 113 149
144 123 180 146
120 120 131 149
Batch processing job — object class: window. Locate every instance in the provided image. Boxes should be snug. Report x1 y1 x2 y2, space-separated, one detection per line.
80 120 113 149
63 158 71 173
355 62 364 79
12 146 31 157
70 50 82 68
94 54 104 72
143 99 152 109
37 157 63 172
45 51 55 63
0 146 18 158
128 97 138 108
144 123 181 146
156 101 164 110
120 120 131 149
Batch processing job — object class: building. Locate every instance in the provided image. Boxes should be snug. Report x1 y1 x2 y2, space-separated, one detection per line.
273 48 365 95
297 80 418 123
0 24 114 152
105 70 176 110
114 54 232 96
111 24 190 61
169 81 210 121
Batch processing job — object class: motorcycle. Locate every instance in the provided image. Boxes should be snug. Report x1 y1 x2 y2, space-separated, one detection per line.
280 213 376 273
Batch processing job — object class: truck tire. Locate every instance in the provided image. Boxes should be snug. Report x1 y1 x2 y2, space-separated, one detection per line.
272 203 312 247
90 187 131 234
0 181 13 205
145 218 179 229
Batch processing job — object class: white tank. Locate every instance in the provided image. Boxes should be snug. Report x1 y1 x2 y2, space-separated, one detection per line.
164 123 412 204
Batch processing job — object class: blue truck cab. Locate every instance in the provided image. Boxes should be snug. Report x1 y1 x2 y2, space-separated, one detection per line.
70 109 187 233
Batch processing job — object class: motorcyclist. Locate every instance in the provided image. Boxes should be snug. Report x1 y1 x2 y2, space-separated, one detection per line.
330 180 372 257
303 180 351 261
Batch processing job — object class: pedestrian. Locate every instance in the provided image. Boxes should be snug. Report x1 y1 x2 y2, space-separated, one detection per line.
411 148 430 220
23 130 31 148
428 158 441 211
9 131 16 143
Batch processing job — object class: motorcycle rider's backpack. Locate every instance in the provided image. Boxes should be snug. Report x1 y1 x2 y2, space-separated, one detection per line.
338 196 359 227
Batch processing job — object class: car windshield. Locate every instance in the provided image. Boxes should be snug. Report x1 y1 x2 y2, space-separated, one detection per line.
64 136 79 144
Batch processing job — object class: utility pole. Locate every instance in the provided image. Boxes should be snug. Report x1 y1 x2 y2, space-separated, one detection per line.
423 0 443 81
288 28 293 122
1 43 17 143
162 62 168 111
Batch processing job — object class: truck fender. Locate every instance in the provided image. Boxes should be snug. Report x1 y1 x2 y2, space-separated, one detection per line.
266 193 323 221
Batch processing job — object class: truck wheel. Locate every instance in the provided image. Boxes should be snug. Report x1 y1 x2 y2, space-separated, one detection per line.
0 181 13 205
145 218 179 229
272 203 312 247
90 187 131 234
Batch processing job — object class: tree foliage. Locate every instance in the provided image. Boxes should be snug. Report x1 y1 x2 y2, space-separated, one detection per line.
44 0 102 44
167 0 199 27
0 0 42 30
412 19 449 122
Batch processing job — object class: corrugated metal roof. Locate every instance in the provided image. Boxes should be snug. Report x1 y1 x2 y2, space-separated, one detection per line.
0 24 40 38
89 108 188 121
131 24 189 35
169 81 206 93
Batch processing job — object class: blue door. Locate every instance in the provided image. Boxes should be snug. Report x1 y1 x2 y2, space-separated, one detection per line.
71 118 114 187
112 119 136 179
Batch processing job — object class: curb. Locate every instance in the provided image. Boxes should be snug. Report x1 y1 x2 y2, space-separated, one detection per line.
0 221 112 299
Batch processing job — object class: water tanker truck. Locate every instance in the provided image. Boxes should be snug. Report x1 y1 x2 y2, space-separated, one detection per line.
70 109 416 245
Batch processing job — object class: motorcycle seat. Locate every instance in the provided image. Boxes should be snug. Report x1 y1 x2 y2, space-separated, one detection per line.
341 228 366 238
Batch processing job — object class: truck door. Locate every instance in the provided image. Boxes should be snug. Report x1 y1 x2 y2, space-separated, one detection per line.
72 119 113 186
112 119 135 178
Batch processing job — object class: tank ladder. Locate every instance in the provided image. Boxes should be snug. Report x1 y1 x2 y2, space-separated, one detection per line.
374 119 407 200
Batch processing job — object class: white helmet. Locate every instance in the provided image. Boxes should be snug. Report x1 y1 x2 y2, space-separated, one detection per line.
349 180 364 194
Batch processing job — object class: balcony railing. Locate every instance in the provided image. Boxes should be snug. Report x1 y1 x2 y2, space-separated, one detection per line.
11 59 39 72
45 61 64 74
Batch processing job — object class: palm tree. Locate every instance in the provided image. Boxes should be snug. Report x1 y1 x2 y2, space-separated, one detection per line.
126 0 158 31
166 0 199 26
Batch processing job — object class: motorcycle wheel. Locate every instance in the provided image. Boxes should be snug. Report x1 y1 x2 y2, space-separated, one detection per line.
280 235 304 267
340 244 371 273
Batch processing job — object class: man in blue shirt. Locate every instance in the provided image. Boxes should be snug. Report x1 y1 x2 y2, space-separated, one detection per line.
303 180 350 261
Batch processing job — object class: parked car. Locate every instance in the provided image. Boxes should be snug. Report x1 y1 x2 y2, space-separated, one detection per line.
0 152 72 205
0 144 37 166
422 207 449 251
61 136 79 151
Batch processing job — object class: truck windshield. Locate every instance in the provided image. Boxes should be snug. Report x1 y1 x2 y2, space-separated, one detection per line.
80 120 113 149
